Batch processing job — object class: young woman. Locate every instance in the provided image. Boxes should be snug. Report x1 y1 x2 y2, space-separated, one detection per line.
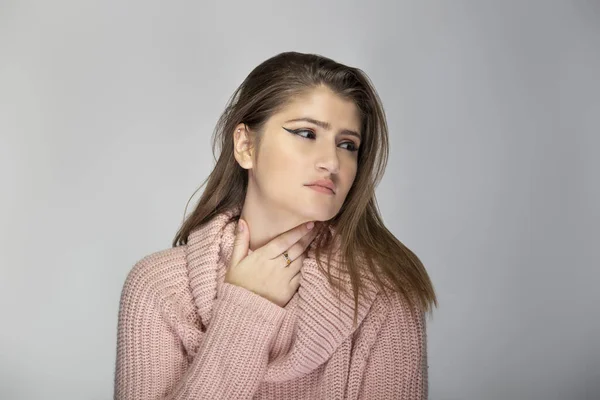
114 51 437 399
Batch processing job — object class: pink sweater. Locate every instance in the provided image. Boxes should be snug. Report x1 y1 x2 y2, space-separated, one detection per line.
114 210 428 399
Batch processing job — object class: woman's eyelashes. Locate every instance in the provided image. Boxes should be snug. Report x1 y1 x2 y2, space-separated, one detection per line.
282 127 359 152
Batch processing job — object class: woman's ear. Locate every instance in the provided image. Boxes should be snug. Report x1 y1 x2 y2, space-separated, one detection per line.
233 124 254 169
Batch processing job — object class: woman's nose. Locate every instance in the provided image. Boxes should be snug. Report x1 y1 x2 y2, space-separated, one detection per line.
314 145 340 173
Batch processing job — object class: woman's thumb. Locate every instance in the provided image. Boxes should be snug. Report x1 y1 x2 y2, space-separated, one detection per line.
230 219 249 267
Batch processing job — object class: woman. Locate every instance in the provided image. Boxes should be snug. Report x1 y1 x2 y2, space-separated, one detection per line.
114 51 437 399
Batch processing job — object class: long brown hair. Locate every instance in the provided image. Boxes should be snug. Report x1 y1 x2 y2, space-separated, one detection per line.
172 51 437 325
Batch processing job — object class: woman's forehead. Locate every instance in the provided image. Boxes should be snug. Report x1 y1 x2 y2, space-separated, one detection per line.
273 90 362 134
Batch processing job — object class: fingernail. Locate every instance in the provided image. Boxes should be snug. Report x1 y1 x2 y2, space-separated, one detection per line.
306 222 314 229
238 220 245 233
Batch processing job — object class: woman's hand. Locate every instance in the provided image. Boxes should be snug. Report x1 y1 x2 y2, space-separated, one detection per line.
224 219 319 307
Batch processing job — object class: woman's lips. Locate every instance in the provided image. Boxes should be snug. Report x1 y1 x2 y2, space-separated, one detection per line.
306 185 335 195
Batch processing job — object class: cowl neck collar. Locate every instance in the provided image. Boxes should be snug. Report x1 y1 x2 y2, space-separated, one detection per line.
184 206 380 382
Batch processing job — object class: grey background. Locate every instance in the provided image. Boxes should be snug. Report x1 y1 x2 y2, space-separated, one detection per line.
1 1 598 399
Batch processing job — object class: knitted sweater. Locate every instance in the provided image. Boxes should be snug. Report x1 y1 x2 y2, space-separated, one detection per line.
114 209 428 399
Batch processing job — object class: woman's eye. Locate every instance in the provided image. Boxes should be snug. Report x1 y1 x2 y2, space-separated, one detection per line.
293 129 315 139
340 142 359 152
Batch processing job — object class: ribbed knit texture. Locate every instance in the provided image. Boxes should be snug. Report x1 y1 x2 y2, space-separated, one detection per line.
114 208 428 399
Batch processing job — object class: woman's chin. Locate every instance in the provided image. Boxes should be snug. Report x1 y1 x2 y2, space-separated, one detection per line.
296 208 337 224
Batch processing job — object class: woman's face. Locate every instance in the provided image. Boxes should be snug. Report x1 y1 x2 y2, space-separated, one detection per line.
236 85 362 222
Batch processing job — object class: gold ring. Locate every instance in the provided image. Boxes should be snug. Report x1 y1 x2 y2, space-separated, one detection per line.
282 251 292 267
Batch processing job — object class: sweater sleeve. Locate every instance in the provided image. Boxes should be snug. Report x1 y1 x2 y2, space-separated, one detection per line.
356 295 428 400
114 259 287 400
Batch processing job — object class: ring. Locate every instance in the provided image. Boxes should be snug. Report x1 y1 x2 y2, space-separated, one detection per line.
282 251 292 267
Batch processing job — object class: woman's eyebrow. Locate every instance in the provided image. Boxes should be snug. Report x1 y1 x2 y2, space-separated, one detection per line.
284 117 361 141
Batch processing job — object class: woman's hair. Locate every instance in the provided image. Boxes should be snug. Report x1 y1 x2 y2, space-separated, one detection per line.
172 51 437 325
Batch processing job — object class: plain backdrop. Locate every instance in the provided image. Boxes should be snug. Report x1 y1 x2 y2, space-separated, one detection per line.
1 1 598 399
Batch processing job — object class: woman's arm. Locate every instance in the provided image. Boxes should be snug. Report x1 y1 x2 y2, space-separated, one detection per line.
354 294 428 400
114 259 286 400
